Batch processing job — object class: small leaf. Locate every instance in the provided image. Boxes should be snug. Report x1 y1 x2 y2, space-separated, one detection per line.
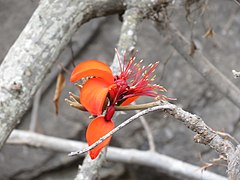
53 73 65 115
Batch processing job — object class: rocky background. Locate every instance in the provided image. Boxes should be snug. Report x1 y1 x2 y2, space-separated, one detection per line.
0 0 240 179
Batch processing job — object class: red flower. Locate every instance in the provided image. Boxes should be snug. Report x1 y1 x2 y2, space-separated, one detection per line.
70 51 166 159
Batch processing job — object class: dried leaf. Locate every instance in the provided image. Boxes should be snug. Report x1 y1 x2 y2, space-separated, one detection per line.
189 40 197 57
203 27 215 38
53 73 65 115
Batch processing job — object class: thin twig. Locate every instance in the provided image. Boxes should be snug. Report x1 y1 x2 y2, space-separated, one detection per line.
68 103 174 156
139 116 156 151
160 50 174 81
223 8 239 34
65 93 162 111
215 130 240 145
133 102 156 151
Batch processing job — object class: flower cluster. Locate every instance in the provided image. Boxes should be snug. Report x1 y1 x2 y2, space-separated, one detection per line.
70 51 167 159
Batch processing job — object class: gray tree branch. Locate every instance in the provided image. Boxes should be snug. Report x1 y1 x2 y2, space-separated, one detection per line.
111 7 143 74
0 0 123 149
68 99 239 179
7 130 227 180
155 21 240 111
74 150 106 180
154 21 240 179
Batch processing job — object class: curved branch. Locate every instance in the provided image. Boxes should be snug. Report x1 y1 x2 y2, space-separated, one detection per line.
69 103 173 156
68 99 239 179
68 101 236 158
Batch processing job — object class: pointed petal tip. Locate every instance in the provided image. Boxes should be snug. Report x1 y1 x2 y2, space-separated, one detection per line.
89 150 101 159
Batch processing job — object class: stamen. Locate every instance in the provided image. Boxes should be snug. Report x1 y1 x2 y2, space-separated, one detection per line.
115 48 123 73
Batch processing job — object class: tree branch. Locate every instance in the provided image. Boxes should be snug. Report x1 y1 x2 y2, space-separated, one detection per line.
154 21 240 111
67 99 239 179
0 0 124 149
139 113 156 151
74 150 106 180
7 130 227 180
154 21 240 178
111 7 144 74
68 100 236 158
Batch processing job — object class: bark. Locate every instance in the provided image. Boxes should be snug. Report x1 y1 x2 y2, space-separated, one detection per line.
74 151 106 180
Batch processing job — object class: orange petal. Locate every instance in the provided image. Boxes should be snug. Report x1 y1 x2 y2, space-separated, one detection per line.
80 78 110 115
86 116 115 159
70 60 114 84
120 96 139 106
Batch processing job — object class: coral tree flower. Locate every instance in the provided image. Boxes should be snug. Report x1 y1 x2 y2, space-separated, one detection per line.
70 52 167 159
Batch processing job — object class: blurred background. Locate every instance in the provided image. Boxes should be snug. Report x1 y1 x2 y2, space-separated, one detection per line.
0 0 240 179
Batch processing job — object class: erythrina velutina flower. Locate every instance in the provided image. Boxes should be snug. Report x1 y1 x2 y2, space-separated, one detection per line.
70 50 168 159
